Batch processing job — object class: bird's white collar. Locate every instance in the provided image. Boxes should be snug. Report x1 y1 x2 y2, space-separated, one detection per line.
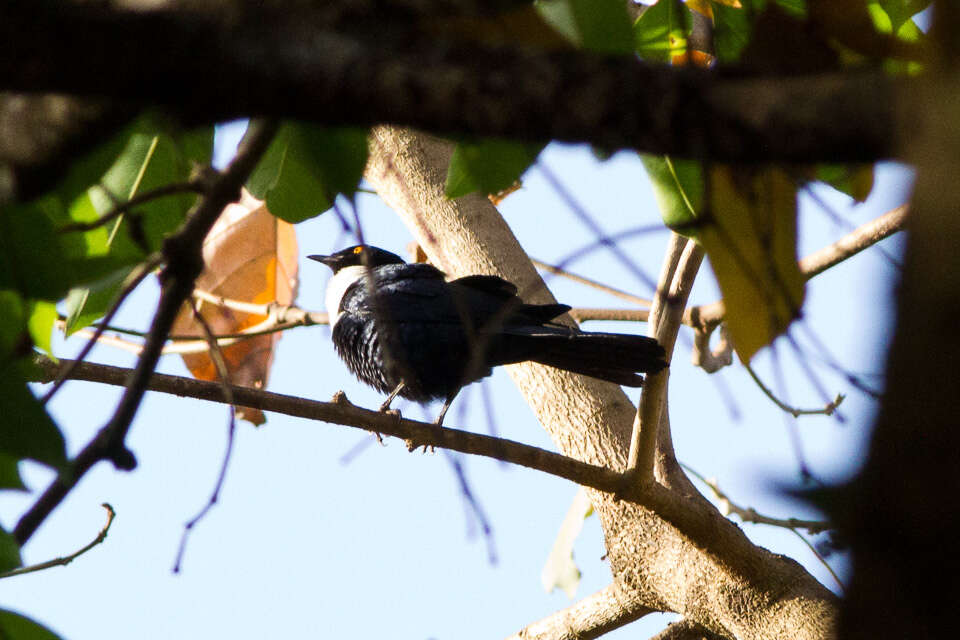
325 265 368 328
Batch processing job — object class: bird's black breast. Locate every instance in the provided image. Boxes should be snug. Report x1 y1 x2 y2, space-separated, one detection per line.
329 263 548 401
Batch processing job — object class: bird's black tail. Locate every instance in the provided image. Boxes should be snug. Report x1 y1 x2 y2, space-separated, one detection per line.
501 328 667 387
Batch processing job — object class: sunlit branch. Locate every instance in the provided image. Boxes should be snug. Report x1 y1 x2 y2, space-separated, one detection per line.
0 504 115 579
629 236 704 480
681 464 831 534
505 583 655 640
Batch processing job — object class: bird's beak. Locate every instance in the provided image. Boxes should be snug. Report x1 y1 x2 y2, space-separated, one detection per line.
307 254 335 268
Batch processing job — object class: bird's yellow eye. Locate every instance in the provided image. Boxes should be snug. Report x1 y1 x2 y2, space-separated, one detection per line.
353 246 363 255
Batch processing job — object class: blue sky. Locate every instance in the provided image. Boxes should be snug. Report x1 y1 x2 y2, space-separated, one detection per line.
0 127 909 639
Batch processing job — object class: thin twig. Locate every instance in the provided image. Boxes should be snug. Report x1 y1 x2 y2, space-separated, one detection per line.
0 504 115 579
531 258 653 306
788 528 845 593
13 119 279 547
692 323 733 373
41 254 162 405
64 311 324 356
681 465 831 534
802 185 902 270
443 451 498 565
688 205 908 331
784 331 847 424
172 298 238 573
191 289 275 316
58 181 205 233
744 362 845 418
542 208 908 331
539 162 659 293
568 308 650 323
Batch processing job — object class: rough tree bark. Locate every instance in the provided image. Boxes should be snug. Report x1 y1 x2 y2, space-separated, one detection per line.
365 127 838 640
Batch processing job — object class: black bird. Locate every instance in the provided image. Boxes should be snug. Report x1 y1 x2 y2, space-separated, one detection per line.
309 245 667 425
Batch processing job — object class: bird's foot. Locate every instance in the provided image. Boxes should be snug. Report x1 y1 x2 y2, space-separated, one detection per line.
405 440 435 454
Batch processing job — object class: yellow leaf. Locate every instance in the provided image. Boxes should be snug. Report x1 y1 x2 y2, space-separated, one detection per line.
686 0 713 19
701 167 804 361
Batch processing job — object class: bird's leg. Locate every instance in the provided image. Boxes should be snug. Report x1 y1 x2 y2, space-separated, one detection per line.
434 388 461 427
434 399 452 427
415 389 460 454
379 382 405 413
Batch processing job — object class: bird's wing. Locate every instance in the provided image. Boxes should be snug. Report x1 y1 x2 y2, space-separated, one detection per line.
448 274 518 299
449 275 570 324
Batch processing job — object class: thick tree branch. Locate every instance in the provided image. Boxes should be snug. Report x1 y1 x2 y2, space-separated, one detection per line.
504 583 655 640
0 4 901 162
629 236 704 480
366 128 838 640
649 619 728 640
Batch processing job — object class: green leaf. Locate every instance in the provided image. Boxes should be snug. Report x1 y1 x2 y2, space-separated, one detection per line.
815 164 875 203
63 266 135 335
0 290 27 359
876 0 930 31
62 125 209 331
51 121 138 211
571 0 634 54
0 526 22 572
0 202 77 301
445 140 543 199
640 155 704 233
536 0 634 54
87 133 188 260
0 610 64 640
0 360 67 470
541 488 593 599
867 2 893 33
26 301 57 357
246 124 369 223
0 453 26 491
634 0 688 62
714 3 753 62
299 127 369 200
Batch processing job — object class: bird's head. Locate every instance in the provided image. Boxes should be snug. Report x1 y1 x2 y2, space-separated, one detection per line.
308 245 406 273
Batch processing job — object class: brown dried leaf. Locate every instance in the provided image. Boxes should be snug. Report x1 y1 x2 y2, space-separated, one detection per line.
171 189 298 425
